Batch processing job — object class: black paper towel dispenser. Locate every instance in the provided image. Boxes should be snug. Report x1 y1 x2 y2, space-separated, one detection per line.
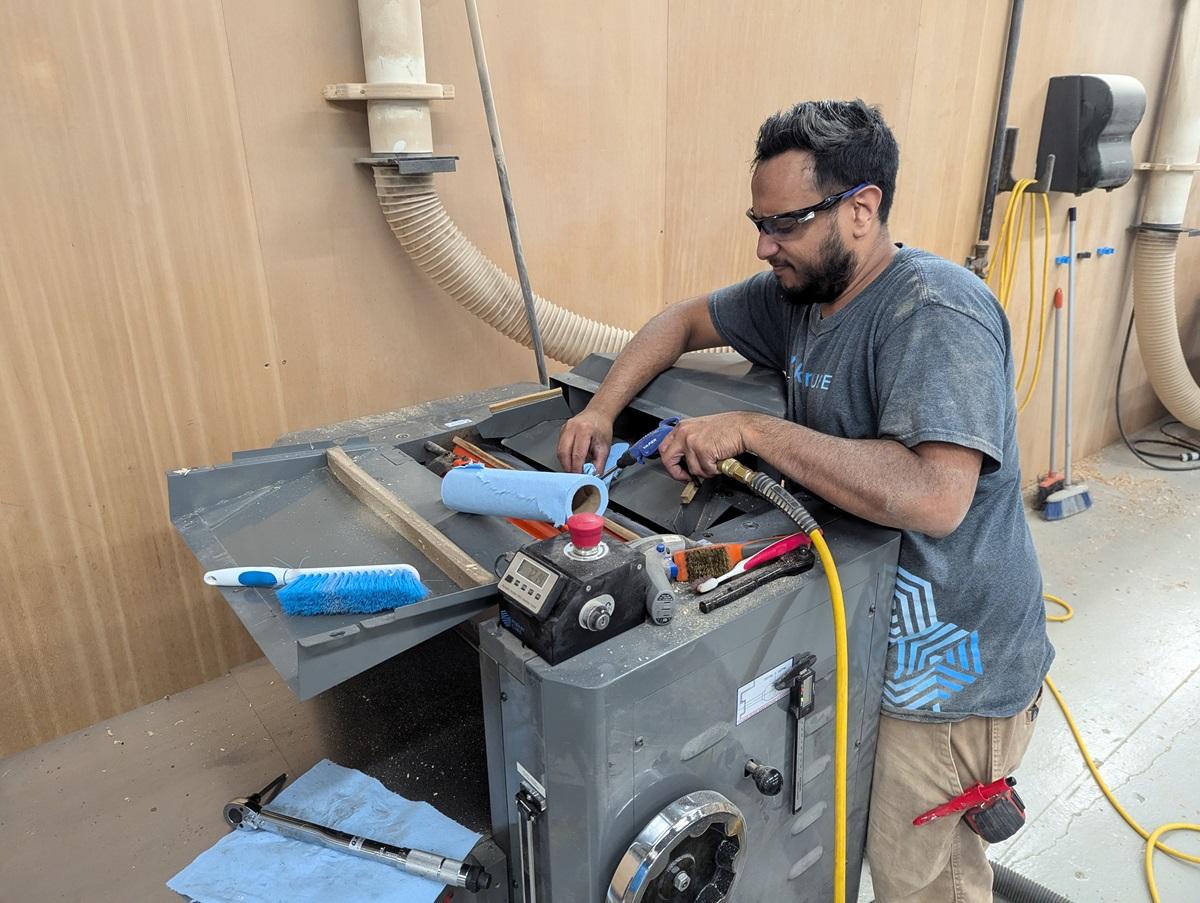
1036 74 1146 195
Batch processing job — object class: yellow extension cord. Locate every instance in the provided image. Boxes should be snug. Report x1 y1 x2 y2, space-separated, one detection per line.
986 179 1053 415
1043 593 1200 901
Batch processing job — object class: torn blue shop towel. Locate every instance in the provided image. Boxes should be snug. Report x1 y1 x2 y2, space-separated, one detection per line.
167 759 480 903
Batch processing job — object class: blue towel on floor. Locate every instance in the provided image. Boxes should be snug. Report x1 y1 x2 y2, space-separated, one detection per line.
168 760 480 903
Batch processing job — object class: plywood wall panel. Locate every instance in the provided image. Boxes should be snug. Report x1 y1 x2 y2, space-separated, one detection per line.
900 0 1010 257
664 0 926 302
0 0 281 754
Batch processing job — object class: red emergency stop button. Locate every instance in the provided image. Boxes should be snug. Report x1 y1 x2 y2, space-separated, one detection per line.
566 513 604 549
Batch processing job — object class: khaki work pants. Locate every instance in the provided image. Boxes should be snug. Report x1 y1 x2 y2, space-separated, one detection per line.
866 689 1041 902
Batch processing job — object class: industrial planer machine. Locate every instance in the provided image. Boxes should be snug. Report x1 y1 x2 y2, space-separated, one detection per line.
168 352 900 902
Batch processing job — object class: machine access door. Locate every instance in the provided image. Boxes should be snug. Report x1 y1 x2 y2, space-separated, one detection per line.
629 591 840 902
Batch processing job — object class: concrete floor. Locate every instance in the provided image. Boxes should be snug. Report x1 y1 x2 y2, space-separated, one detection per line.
3 428 1200 902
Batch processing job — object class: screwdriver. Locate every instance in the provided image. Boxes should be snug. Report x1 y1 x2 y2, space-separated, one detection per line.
600 417 680 481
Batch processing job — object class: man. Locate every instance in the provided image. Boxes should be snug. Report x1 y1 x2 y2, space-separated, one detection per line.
556 100 1053 902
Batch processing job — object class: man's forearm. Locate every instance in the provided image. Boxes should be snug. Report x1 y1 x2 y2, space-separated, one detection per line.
741 414 969 537
585 309 692 419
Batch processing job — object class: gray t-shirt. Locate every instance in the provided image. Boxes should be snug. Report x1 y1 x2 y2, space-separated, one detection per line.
709 246 1054 722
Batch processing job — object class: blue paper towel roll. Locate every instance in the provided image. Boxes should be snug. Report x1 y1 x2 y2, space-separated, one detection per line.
440 464 608 527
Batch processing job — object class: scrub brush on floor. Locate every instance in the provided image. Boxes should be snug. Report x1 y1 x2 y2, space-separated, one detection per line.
204 564 430 616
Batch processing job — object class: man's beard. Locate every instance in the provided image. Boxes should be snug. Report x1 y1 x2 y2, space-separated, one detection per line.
774 227 856 307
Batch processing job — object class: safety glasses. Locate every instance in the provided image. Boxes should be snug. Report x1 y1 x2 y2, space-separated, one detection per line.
746 182 872 237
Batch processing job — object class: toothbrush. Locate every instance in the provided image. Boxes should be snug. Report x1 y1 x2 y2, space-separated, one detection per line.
696 532 811 594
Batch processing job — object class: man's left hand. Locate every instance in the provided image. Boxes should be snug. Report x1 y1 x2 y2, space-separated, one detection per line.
656 413 756 481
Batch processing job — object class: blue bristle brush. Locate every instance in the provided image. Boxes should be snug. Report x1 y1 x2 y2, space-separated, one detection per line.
203 564 430 616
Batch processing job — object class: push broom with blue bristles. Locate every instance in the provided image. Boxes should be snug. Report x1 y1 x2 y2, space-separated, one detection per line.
203 563 430 616
1043 207 1093 522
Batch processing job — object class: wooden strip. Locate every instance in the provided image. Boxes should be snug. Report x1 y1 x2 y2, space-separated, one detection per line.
487 387 563 414
451 436 640 543
680 480 700 505
326 447 493 589
323 82 456 101
598 518 639 543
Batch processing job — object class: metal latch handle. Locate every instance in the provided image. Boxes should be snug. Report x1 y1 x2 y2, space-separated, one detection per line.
515 783 546 903
775 653 817 814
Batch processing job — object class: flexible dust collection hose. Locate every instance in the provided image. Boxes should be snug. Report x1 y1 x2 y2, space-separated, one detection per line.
373 170 732 366
717 458 849 903
374 169 633 365
1133 230 1200 428
1132 0 1200 429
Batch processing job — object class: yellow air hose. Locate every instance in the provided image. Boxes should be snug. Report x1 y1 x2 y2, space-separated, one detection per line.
810 528 850 902
716 459 850 903
1043 592 1200 901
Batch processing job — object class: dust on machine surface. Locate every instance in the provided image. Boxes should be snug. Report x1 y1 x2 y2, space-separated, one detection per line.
168 351 901 902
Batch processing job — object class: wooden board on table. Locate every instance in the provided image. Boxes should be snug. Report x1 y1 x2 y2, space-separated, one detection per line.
326 447 493 589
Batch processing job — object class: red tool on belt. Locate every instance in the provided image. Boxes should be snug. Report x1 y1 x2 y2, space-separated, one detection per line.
913 776 1026 842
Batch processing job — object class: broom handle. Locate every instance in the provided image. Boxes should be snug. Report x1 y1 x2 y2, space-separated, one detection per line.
1064 208 1077 486
1048 292 1062 475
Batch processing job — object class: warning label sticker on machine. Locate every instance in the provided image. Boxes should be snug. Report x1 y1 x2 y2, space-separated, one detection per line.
736 658 793 725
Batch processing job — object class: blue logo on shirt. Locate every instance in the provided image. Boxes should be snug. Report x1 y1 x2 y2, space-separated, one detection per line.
884 567 984 714
789 355 834 391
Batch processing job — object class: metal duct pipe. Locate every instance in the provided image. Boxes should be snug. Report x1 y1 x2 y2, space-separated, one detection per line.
1133 0 1200 427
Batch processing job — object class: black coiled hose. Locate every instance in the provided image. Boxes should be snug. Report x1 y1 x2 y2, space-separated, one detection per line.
869 863 1071 903
747 471 819 534
992 862 1072 903
717 458 819 534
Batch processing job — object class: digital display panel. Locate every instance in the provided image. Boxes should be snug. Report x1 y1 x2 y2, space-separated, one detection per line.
516 558 550 588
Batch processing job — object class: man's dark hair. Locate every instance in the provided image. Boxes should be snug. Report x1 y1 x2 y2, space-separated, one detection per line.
754 100 899 223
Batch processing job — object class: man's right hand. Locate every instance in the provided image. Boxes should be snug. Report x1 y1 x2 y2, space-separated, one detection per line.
557 410 614 474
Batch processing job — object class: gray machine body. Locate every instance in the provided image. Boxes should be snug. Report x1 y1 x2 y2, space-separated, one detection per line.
481 519 895 902
167 352 900 903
